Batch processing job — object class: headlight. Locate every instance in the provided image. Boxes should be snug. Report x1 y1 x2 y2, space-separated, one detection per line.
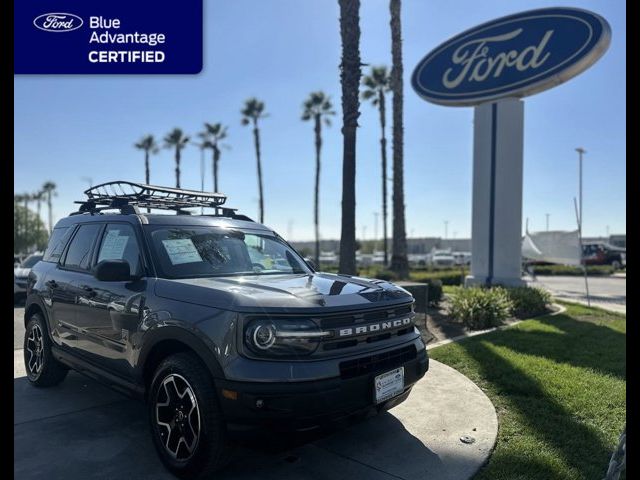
244 318 330 357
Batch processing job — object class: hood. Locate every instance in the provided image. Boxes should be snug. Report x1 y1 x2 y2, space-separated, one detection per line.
154 272 413 312
14 267 30 278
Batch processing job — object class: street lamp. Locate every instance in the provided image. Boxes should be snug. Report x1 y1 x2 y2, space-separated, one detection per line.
575 147 586 233
545 213 550 231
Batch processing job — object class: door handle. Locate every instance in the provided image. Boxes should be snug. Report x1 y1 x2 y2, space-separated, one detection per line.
46 280 58 289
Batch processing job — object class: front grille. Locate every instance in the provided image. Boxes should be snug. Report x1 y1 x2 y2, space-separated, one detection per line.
318 304 413 329
339 345 417 379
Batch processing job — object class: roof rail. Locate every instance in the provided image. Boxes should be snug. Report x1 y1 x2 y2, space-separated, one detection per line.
71 181 244 218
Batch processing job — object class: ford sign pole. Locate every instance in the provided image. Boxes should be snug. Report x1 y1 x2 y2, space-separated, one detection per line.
411 7 610 287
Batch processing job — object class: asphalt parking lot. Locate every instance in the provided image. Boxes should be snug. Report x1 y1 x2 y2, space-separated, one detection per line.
13 304 497 480
526 274 626 313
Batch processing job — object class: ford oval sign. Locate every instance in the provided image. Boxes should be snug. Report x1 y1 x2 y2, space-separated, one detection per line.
33 13 84 33
411 7 611 106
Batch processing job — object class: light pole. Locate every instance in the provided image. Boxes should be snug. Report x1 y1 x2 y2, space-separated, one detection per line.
373 212 379 253
545 213 550 231
576 147 586 234
444 220 449 240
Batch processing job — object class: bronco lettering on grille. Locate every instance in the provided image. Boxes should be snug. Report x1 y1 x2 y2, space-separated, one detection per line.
338 317 412 337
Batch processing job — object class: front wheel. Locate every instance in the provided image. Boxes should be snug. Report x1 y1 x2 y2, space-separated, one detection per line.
24 313 68 386
148 353 232 479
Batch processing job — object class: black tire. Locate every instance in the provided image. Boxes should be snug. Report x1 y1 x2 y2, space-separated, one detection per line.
148 353 232 479
24 313 68 387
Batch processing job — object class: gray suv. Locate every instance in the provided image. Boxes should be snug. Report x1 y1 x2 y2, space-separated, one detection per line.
23 182 428 478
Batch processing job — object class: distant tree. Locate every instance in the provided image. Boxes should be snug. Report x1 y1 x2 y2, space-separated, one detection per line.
241 98 268 223
362 65 391 266
389 0 409 278
337 0 362 275
163 128 190 188
302 91 336 266
199 123 229 193
41 182 57 234
14 202 48 253
134 134 159 185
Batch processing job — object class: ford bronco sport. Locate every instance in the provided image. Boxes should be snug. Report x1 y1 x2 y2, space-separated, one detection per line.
23 182 429 478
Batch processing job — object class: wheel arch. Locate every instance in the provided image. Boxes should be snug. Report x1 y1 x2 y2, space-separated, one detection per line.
139 327 225 397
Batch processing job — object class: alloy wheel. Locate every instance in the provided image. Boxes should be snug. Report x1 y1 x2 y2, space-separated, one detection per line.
26 323 44 376
155 374 201 461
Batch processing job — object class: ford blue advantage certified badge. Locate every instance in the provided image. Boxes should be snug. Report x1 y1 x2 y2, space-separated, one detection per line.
14 0 203 74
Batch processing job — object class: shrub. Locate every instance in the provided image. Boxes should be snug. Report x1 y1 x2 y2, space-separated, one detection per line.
448 287 513 330
506 286 551 319
527 264 614 276
370 269 398 281
410 269 468 286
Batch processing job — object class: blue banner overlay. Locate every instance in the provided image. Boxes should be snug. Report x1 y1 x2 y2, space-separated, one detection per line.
15 0 202 74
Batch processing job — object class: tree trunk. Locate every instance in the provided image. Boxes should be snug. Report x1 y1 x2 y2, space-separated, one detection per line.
253 121 265 223
390 0 409 278
338 0 361 276
47 192 53 234
145 150 151 213
175 146 181 188
314 114 322 266
213 145 220 193
378 90 389 266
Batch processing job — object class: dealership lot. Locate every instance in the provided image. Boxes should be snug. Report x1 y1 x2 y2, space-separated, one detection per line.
526 275 626 313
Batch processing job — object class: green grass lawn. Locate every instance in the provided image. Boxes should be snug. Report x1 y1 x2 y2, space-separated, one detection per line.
429 302 626 480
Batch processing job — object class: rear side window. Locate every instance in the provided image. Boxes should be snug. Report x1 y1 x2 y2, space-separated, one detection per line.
62 224 102 271
96 224 143 276
43 227 73 263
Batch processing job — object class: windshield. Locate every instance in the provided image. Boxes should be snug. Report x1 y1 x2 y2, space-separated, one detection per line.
147 226 310 279
21 255 43 268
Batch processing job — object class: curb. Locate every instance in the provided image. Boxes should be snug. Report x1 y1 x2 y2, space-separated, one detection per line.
426 303 567 350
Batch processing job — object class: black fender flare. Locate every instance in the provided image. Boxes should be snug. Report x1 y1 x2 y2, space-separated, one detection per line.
136 326 226 382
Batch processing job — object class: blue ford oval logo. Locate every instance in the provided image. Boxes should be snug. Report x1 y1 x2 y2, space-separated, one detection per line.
33 13 83 33
412 7 611 106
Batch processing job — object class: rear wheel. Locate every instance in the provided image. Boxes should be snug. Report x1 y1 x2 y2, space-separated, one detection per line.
148 353 232 479
24 313 68 386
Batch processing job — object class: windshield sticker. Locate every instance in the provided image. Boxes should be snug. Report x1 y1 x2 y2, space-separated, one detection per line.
162 238 203 265
98 230 129 261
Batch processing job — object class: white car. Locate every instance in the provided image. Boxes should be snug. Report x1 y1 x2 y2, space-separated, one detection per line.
14 253 43 297
430 250 455 267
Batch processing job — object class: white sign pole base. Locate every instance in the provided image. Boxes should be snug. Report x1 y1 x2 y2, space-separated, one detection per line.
466 98 525 287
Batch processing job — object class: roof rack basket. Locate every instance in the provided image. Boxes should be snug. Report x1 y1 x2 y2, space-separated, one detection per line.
72 181 236 216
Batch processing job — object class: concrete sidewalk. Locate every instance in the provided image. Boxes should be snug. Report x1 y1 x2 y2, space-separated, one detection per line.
14 351 497 480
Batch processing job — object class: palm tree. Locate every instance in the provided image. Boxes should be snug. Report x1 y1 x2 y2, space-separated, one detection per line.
241 98 268 223
41 182 57 234
389 0 409 278
302 91 336 267
362 66 391 266
33 190 44 241
134 135 159 185
163 128 190 188
337 0 362 275
200 122 228 193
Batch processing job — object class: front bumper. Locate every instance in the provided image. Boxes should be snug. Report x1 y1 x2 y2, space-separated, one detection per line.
216 346 428 430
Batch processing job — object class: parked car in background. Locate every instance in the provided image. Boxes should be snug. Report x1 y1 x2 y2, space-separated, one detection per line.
452 251 471 266
430 249 455 268
14 253 43 299
582 243 626 269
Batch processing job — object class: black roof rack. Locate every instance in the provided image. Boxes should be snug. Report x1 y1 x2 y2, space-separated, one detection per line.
71 181 248 219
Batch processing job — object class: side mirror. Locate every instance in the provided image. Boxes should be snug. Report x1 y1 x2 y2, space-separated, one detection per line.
93 260 132 282
305 258 319 271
